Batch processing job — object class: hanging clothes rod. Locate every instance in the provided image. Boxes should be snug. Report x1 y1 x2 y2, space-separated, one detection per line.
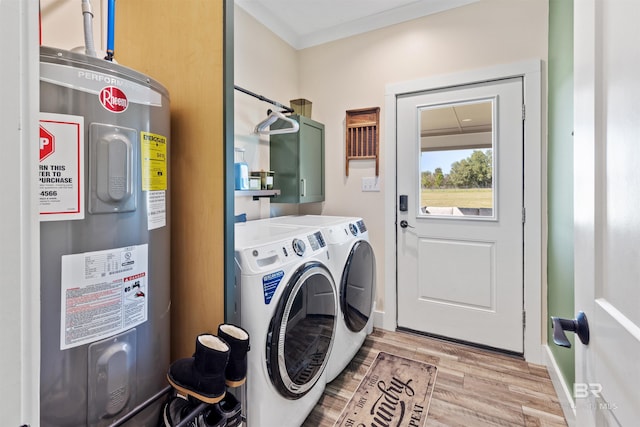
234 85 294 114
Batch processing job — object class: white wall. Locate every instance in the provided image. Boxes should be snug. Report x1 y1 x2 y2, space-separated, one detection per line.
41 0 105 52
234 5 302 220
236 0 548 313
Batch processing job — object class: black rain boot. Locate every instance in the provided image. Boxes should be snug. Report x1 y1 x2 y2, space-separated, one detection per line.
217 324 250 387
167 334 230 404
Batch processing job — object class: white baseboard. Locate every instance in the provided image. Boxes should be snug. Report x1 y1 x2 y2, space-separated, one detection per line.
544 344 576 427
373 309 386 330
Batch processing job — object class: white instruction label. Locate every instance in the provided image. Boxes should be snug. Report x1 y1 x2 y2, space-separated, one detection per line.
39 113 84 221
146 190 166 230
60 244 149 350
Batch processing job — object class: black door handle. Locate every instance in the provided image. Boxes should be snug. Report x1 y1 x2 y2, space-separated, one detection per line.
399 220 413 229
551 311 590 348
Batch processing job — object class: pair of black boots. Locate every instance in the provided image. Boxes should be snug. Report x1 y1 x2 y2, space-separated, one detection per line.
164 324 250 427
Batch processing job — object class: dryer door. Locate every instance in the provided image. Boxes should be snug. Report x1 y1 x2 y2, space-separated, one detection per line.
267 261 337 399
341 240 376 332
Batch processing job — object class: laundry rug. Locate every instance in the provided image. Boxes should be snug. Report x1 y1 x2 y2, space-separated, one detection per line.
334 352 437 427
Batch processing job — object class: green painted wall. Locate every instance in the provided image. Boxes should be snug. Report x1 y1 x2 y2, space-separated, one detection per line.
547 0 575 389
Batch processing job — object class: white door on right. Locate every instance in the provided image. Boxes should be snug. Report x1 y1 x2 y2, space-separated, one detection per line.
573 1 640 426
396 77 524 353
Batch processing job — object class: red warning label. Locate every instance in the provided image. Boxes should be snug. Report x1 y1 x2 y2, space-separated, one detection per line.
39 125 55 161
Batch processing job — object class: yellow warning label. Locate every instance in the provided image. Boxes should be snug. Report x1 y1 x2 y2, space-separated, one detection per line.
141 132 167 191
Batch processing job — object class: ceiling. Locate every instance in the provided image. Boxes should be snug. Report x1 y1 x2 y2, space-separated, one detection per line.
421 101 492 138
235 0 487 141
420 101 493 151
235 0 480 50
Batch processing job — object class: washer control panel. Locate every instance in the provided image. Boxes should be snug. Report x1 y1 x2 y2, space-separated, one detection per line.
292 238 306 256
348 220 367 236
236 229 327 273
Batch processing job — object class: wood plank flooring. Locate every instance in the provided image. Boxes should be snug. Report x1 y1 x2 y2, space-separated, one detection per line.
302 329 567 427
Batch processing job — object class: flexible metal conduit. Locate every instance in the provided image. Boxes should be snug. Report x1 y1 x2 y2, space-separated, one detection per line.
81 0 97 57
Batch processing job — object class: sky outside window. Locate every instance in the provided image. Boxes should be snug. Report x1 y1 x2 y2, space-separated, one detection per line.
421 149 476 174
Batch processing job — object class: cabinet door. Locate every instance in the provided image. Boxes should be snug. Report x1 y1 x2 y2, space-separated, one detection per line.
270 115 324 203
299 118 324 203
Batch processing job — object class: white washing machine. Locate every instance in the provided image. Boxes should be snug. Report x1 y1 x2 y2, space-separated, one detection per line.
234 220 338 427
268 215 376 382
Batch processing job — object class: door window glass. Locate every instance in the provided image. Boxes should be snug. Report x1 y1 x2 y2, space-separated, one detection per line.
418 99 495 218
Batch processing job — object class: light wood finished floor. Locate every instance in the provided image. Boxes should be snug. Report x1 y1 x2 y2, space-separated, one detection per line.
303 329 567 427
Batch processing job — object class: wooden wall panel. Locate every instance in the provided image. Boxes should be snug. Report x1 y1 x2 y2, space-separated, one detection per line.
116 0 225 360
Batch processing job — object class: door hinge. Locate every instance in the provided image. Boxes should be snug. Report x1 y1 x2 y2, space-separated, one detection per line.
523 310 526 329
522 207 526 224
522 104 526 120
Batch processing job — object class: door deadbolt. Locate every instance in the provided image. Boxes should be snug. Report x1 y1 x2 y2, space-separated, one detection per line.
399 195 408 212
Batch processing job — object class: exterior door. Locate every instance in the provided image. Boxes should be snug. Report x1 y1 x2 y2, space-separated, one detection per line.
396 77 524 353
574 1 640 425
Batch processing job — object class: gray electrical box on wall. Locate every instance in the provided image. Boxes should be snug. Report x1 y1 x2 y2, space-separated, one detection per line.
270 114 325 203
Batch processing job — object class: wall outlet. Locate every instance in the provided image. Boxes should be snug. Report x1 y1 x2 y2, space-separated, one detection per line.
361 177 380 192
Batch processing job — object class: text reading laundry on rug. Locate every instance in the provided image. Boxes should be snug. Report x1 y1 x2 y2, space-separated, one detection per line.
335 352 437 427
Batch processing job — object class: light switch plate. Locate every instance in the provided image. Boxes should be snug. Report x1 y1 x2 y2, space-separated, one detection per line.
361 177 380 192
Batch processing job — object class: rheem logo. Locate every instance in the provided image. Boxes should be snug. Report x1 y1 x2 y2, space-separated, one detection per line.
39 126 55 161
99 86 128 113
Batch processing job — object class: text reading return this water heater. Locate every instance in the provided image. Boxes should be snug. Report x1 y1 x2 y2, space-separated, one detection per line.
39 46 171 427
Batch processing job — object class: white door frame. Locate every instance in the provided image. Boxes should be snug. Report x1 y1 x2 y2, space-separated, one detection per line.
0 0 41 424
382 60 544 364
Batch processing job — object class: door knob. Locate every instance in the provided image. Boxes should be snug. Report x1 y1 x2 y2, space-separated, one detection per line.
550 311 590 348
399 220 413 229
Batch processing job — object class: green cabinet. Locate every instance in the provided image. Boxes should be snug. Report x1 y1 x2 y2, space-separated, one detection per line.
270 115 325 203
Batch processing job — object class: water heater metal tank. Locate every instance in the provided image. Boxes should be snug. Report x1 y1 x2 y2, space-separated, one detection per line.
39 46 171 427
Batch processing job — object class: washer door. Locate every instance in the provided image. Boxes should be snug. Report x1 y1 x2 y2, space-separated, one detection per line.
267 261 337 399
341 240 376 332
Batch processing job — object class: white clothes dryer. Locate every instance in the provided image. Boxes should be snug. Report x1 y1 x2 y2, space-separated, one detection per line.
234 220 338 427
267 215 376 382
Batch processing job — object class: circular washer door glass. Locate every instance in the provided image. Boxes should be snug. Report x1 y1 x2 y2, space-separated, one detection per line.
267 261 337 399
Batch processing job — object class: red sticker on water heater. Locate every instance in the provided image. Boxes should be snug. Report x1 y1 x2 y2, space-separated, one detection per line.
99 86 129 113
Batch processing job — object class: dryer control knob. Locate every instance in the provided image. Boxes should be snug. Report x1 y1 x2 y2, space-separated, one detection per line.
292 238 306 256
349 223 359 236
